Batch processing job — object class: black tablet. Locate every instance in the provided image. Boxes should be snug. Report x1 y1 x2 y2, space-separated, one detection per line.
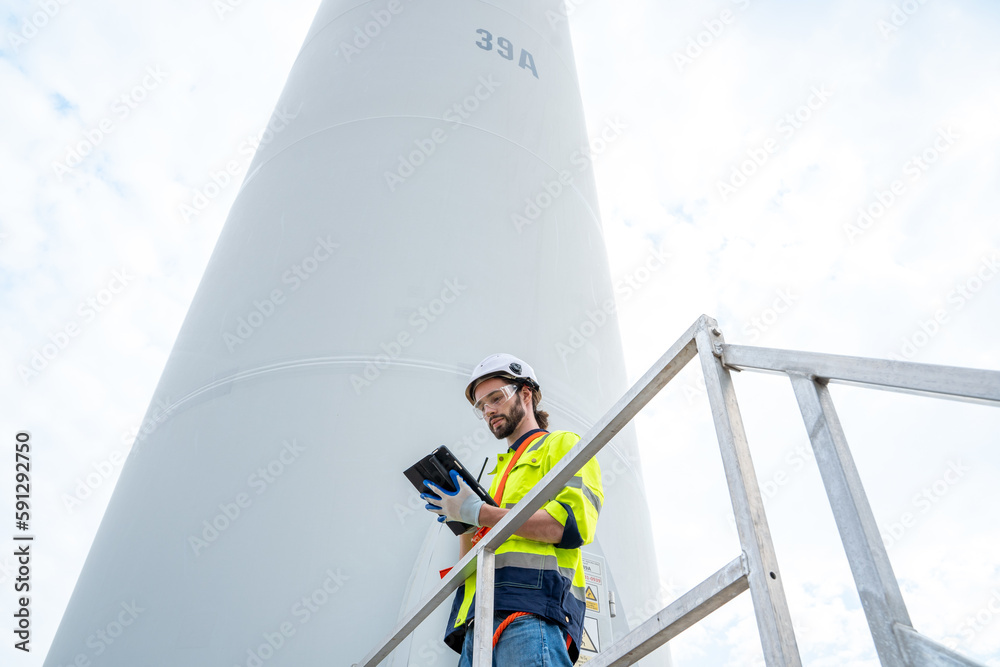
404 446 497 536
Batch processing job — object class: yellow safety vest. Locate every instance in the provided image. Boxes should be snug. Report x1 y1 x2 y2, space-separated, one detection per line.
443 430 603 662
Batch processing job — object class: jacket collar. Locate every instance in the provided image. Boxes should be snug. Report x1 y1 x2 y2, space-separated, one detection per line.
508 428 548 453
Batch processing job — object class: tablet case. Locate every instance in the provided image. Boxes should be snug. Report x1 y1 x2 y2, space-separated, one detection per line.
404 446 497 535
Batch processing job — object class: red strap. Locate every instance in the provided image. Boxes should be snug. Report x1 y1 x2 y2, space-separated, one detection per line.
465 433 571 654
490 612 573 654
470 524 490 546
493 430 546 506
493 611 533 647
470 431 547 547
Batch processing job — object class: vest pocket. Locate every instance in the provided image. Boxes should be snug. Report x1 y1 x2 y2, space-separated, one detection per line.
494 566 543 590
502 458 544 505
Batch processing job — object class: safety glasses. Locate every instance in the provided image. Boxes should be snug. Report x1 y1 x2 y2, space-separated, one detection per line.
472 384 519 419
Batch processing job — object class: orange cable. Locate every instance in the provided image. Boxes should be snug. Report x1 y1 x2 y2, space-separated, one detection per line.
492 612 533 648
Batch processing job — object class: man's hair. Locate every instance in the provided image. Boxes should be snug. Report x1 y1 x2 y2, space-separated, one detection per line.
519 383 548 430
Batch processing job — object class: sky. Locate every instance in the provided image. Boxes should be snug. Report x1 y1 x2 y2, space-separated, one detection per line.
1 0 999 665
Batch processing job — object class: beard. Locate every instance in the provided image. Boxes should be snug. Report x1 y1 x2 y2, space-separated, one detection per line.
490 397 525 440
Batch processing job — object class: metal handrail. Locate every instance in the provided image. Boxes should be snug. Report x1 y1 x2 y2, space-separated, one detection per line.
723 344 1000 405
722 343 998 667
353 315 1000 667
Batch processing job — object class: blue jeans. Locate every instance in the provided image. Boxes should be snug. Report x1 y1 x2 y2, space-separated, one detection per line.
457 613 573 667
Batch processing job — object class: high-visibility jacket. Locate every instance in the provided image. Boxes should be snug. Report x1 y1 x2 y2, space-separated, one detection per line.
444 429 603 662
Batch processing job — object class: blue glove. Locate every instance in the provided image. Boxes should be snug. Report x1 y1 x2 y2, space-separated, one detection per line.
421 471 484 526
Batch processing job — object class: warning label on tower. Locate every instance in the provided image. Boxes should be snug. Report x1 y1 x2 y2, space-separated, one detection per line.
585 585 600 612
580 616 600 652
582 557 603 586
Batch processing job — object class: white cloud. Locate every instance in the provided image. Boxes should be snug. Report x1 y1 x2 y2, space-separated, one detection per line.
2 0 998 664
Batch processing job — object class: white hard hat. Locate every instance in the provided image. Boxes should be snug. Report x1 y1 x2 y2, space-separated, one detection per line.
465 353 541 405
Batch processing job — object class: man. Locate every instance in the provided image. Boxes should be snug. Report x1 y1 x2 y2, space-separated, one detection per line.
421 354 603 666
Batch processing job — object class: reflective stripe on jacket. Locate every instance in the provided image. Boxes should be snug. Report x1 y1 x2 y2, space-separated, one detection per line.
444 430 603 662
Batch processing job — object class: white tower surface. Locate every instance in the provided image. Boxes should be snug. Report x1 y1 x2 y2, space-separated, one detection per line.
46 1 669 665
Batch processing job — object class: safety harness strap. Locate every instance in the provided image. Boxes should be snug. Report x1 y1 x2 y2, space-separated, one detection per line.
471 430 548 546
492 612 573 652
